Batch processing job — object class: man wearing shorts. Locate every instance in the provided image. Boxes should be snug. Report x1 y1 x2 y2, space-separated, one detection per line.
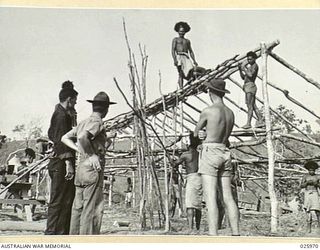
238 51 263 129
173 132 202 232
194 78 239 236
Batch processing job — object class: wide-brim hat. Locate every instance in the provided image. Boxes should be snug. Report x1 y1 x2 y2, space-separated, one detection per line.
304 161 319 170
203 78 230 94
87 91 117 105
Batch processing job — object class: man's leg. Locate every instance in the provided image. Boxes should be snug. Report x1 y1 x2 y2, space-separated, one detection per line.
171 198 177 217
307 212 312 233
177 66 184 88
221 176 240 236
93 177 104 234
217 184 225 229
69 186 83 235
177 192 183 217
80 181 99 235
186 208 194 231
316 211 320 228
202 174 219 235
243 93 254 129
56 179 75 234
45 158 66 235
195 209 202 230
253 96 263 126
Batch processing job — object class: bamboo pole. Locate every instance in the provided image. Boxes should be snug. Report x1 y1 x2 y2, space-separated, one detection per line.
276 133 320 148
124 18 146 228
261 42 278 233
130 138 136 207
269 52 320 91
164 111 193 131
256 75 320 120
159 72 170 232
108 175 113 207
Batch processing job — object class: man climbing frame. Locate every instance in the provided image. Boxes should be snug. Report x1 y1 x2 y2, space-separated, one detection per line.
238 51 264 129
172 21 198 88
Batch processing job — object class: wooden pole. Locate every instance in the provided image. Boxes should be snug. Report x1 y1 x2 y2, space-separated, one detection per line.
108 175 113 207
270 52 320 91
132 169 136 207
159 72 170 232
261 42 278 233
256 75 320 120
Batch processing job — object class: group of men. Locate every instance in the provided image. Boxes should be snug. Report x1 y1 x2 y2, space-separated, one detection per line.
43 20 264 236
170 21 268 235
172 78 240 236
172 21 263 129
45 81 116 235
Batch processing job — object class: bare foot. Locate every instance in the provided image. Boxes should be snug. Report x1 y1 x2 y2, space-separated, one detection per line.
242 124 251 129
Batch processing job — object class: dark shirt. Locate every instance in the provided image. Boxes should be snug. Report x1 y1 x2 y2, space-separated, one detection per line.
48 104 75 160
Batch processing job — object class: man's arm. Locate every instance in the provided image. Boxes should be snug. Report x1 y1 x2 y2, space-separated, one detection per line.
61 128 78 180
194 109 207 138
61 129 80 154
300 176 307 189
77 130 102 171
187 40 198 66
238 64 245 80
171 38 178 66
173 154 186 168
244 63 258 78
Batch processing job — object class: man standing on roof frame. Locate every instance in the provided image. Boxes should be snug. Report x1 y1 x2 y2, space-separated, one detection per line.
172 21 198 88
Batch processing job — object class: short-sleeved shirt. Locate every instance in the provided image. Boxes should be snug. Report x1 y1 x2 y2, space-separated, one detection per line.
65 113 106 165
48 104 75 160
244 63 258 84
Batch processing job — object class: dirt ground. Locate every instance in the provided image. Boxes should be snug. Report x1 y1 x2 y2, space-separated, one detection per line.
0 202 320 238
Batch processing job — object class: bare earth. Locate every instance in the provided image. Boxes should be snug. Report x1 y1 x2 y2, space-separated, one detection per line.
0 203 319 238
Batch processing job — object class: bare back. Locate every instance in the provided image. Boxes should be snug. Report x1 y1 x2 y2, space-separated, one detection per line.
180 149 199 174
202 103 234 144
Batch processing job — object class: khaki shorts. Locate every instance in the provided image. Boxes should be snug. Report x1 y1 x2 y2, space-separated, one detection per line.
185 173 203 209
199 143 232 177
243 82 257 94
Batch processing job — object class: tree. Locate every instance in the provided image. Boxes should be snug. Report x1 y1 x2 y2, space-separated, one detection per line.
0 133 7 149
271 104 312 134
12 117 44 142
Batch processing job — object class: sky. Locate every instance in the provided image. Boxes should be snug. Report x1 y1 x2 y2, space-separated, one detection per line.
0 8 319 139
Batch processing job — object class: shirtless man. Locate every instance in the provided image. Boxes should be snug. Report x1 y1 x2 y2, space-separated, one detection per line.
168 166 184 217
173 132 202 232
172 21 198 88
194 78 239 236
300 161 320 233
238 51 263 129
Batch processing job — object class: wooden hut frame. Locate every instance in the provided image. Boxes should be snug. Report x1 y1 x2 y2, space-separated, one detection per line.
104 36 320 233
